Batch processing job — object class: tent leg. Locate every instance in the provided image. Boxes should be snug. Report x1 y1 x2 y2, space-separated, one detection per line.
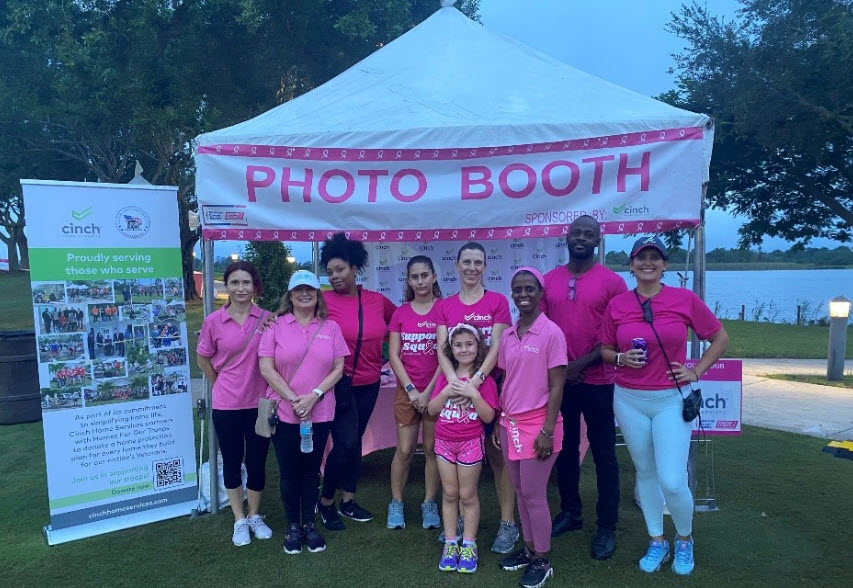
201 238 220 513
690 184 707 360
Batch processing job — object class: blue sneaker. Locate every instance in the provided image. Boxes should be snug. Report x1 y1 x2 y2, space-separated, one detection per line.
439 542 460 571
639 539 671 573
422 500 440 529
672 537 695 575
457 543 478 573
387 499 405 529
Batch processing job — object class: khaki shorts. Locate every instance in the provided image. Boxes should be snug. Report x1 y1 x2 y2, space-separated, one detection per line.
394 385 436 427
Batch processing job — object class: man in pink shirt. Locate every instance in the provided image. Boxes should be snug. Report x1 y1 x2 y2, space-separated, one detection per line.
542 215 627 560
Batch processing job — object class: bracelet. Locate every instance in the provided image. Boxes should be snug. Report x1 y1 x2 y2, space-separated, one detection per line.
539 428 554 439
615 353 623 367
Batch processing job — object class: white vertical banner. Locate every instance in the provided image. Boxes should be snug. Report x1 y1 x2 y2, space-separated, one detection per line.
21 180 197 545
361 238 569 321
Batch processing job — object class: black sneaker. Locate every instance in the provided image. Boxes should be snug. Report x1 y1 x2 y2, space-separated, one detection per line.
339 500 373 522
591 528 616 560
499 545 533 571
302 522 327 553
519 556 553 588
283 523 303 554
551 512 583 537
318 501 346 531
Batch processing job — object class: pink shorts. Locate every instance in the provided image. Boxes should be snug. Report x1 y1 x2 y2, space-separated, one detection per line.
435 436 484 466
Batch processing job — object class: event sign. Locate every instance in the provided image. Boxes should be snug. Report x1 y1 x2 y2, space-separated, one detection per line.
686 359 742 435
197 127 706 241
21 180 197 545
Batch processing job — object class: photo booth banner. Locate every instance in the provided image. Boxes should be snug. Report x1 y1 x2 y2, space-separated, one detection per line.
21 180 197 545
197 127 705 242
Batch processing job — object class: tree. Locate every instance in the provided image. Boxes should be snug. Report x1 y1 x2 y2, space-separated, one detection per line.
242 241 297 311
665 0 852 247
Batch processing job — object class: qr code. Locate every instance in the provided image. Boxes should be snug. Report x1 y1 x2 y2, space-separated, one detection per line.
154 458 184 489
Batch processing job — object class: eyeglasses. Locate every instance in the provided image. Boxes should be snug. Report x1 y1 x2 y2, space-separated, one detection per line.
567 277 577 301
641 298 654 323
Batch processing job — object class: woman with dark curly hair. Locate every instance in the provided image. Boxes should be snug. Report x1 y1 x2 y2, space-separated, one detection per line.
317 233 397 530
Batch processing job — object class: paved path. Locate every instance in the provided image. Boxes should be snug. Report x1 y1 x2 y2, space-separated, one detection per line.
191 358 853 441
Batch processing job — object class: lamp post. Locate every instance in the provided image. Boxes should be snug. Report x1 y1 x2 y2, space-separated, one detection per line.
827 296 850 381
286 256 296 264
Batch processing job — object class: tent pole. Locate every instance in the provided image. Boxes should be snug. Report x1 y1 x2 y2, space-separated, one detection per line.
312 241 320 276
597 234 606 265
690 184 708 360
201 237 219 513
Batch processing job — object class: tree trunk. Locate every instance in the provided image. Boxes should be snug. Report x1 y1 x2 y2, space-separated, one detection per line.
2 229 20 271
16 228 29 270
176 192 200 301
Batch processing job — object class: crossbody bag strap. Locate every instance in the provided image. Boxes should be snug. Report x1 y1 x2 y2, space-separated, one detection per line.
349 288 364 377
286 319 325 386
219 309 267 372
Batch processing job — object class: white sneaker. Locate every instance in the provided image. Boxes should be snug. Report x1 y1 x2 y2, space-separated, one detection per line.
232 518 251 546
247 514 273 540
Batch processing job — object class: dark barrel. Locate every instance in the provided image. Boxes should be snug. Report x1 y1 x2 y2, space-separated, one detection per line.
0 330 41 425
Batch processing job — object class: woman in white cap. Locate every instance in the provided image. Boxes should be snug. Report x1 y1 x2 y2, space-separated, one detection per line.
599 236 728 576
259 270 349 555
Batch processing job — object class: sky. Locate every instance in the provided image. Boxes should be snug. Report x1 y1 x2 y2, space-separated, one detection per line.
213 0 845 262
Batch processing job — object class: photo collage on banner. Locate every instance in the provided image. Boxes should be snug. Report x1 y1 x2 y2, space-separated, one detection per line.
22 180 197 545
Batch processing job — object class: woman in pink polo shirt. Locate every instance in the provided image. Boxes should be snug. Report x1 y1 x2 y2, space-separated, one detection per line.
387 255 442 531
317 233 397 530
495 267 567 588
599 236 729 576
259 270 349 555
436 241 516 553
197 261 273 547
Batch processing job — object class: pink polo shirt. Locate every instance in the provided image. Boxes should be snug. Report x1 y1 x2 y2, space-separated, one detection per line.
258 314 349 424
388 301 441 390
431 374 500 442
498 313 568 415
542 264 627 385
599 286 723 391
197 304 269 410
436 291 511 348
323 287 396 386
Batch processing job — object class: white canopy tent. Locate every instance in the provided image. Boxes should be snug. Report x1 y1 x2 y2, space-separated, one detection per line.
193 2 715 510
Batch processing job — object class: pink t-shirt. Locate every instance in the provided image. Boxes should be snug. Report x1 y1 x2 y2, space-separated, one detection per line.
436 291 512 348
388 302 441 390
599 286 723 391
431 374 500 442
542 264 627 385
197 304 269 410
323 287 396 386
257 315 349 424
498 313 568 415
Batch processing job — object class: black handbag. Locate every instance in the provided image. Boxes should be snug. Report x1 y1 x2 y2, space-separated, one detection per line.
334 288 363 411
634 290 702 424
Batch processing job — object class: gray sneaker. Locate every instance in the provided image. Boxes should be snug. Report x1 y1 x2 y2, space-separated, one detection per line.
421 500 440 529
437 515 464 543
491 521 519 553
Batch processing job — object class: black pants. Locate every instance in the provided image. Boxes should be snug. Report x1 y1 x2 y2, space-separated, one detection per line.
271 421 331 525
321 380 381 498
556 382 620 530
211 408 271 491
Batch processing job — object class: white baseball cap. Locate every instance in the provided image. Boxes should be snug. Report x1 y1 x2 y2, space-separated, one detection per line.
288 270 321 291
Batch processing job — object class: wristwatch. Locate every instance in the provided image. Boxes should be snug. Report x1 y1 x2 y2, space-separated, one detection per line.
312 388 324 398
475 370 486 382
404 383 416 393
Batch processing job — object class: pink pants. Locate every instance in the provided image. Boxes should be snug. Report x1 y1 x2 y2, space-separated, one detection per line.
500 426 559 553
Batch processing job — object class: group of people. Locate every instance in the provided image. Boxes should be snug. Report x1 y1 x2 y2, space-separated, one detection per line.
41 307 85 333
90 304 120 323
89 328 126 357
197 219 728 585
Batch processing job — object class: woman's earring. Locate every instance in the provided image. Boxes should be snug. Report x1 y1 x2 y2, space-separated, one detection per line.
661 270 666 278
628 270 634 278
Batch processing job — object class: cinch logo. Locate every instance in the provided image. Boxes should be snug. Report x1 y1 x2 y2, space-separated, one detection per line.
487 254 503 261
510 240 524 249
116 206 151 239
523 344 540 353
555 240 568 248
613 203 650 216
702 394 727 410
418 244 434 251
400 247 413 257
417 321 437 329
376 244 390 250
62 208 101 238
465 313 492 322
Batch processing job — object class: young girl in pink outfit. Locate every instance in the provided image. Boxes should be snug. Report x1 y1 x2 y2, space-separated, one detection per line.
428 324 499 575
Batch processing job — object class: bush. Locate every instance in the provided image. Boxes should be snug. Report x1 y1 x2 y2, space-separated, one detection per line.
242 241 296 312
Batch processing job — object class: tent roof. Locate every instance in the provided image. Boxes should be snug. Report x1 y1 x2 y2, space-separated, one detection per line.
197 6 711 153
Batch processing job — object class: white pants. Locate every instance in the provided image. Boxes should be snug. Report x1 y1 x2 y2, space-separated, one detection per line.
614 385 693 537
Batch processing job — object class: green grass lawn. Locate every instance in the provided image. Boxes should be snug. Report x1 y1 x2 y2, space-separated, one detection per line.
764 373 853 389
0 423 850 586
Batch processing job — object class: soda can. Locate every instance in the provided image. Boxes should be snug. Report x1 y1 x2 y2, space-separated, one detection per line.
631 338 647 362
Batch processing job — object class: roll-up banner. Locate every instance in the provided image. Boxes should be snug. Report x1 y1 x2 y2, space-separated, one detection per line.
21 180 197 545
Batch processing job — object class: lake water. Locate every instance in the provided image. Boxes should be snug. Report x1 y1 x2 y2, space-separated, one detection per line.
614 269 853 324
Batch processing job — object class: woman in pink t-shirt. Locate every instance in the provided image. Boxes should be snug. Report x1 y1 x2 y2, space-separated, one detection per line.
196 261 273 547
494 267 567 588
259 270 348 555
318 233 397 530
387 255 443 530
599 236 729 576
428 324 499 574
435 241 516 553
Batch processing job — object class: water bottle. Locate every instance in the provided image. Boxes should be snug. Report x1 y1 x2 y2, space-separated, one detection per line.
300 419 313 453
